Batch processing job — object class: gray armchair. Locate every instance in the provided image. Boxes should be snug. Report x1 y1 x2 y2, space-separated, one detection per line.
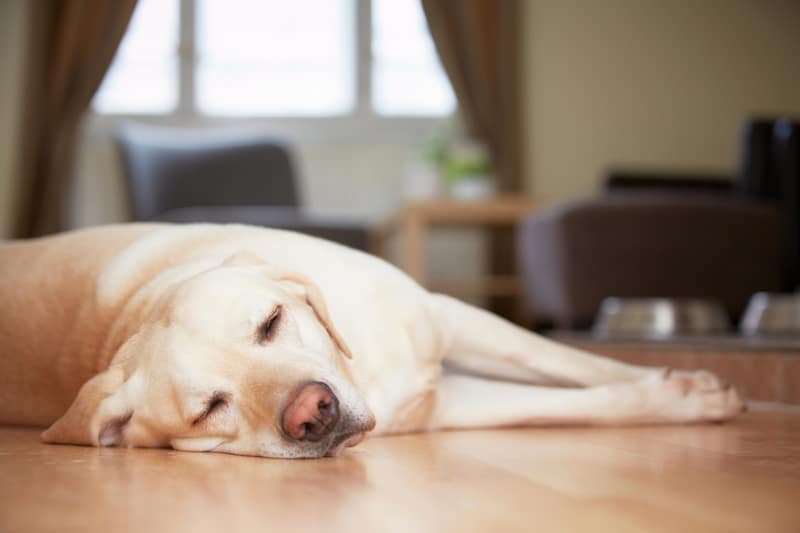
114 124 369 250
518 192 783 329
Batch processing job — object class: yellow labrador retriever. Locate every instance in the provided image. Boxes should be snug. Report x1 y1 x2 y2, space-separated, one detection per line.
0 224 744 458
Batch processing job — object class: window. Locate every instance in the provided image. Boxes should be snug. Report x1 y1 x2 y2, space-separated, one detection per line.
371 0 454 115
93 0 455 118
196 0 356 116
92 0 179 114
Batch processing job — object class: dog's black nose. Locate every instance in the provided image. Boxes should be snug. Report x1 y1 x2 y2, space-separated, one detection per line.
282 382 340 442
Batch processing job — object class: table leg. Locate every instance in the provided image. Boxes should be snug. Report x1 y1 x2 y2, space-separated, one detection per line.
369 221 390 259
403 214 426 285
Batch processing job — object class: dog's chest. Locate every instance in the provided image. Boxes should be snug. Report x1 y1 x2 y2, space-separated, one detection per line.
340 301 443 434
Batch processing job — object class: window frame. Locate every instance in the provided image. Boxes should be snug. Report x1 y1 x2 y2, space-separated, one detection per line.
89 0 453 144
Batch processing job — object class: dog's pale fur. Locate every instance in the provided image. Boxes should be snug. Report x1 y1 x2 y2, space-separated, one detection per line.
0 224 744 458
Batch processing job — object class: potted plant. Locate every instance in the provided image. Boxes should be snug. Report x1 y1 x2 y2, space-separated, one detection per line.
421 117 495 200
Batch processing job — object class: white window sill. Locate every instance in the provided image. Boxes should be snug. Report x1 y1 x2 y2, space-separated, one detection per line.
84 111 453 145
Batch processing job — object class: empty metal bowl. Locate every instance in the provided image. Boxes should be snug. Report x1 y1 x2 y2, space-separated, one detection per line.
592 298 731 338
740 292 800 336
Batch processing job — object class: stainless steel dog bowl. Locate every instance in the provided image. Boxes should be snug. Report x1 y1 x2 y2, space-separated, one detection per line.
740 292 800 336
592 298 730 338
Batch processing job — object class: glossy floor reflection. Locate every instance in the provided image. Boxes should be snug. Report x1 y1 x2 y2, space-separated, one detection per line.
1 411 799 532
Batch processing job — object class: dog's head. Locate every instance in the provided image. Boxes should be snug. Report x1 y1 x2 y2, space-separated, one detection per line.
42 253 375 458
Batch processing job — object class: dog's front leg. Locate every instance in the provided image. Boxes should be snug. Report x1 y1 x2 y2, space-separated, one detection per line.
427 372 744 431
430 293 656 387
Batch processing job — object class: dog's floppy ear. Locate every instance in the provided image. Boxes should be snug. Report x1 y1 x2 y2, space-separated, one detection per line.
278 272 353 360
41 365 133 446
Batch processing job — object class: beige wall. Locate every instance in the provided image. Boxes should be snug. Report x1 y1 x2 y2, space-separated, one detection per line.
523 0 800 201
0 0 28 238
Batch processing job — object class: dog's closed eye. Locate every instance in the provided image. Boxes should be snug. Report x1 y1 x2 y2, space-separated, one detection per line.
192 392 229 426
256 305 282 344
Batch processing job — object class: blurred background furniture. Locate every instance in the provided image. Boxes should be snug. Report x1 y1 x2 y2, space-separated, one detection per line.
772 119 800 290
735 118 800 290
373 196 537 321
115 124 370 251
518 191 782 329
518 116 800 330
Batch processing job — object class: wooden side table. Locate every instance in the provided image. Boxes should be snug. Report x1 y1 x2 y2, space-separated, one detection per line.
371 196 539 321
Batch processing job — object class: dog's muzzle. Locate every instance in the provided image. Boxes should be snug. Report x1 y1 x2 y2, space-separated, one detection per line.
281 381 376 457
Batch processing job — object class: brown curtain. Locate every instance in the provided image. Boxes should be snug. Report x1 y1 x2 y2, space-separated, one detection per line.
15 0 137 238
422 0 523 193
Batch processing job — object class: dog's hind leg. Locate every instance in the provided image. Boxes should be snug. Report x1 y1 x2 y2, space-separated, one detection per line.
425 373 744 431
430 293 702 388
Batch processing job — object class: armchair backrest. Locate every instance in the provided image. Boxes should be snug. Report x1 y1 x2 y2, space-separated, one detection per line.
115 124 299 220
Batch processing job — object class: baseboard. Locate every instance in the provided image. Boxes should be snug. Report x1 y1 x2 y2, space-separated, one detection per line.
560 338 800 405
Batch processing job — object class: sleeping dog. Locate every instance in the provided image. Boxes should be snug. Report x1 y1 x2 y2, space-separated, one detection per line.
0 224 744 458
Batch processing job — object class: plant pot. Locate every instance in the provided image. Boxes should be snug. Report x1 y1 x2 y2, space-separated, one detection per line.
450 175 495 200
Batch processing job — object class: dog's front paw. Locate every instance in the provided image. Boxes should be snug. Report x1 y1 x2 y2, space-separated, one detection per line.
639 368 746 423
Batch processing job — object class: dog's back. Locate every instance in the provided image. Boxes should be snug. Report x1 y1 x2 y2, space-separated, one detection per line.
0 225 158 425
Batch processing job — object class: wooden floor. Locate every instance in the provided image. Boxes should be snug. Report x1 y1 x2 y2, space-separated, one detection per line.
2 410 799 533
